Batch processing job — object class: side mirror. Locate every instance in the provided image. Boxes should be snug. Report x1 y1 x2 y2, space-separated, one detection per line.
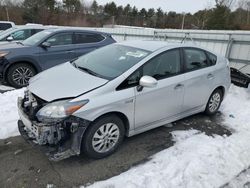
139 76 157 88
6 36 14 41
41 42 51 48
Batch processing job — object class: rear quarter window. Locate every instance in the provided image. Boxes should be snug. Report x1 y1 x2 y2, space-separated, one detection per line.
183 48 210 71
207 52 217 65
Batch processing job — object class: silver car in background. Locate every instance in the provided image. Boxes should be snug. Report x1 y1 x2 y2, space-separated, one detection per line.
17 41 231 161
0 25 47 44
0 21 15 32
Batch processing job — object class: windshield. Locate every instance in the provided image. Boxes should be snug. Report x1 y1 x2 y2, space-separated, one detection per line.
74 44 150 80
0 27 17 40
22 30 53 46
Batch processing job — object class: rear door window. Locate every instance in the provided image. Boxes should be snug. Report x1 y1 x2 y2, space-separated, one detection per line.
74 33 105 44
183 48 210 71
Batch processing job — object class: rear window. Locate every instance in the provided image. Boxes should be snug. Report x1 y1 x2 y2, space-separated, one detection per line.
0 23 12 30
74 33 105 44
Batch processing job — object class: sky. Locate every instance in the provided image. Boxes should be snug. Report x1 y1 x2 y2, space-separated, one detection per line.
92 0 216 14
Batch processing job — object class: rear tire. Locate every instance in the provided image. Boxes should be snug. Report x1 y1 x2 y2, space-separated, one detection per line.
205 89 223 115
82 115 125 159
6 63 36 88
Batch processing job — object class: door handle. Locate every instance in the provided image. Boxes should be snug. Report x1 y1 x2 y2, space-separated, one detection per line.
207 73 214 80
66 50 74 53
174 84 184 90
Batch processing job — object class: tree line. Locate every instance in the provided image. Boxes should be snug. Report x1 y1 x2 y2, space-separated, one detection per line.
1 0 250 30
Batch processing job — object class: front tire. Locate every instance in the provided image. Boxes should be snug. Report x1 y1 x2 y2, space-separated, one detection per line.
7 63 36 88
82 115 125 159
205 89 223 115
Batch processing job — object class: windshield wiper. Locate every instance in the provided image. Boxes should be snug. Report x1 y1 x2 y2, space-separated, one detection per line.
70 58 78 65
77 66 102 78
16 41 24 45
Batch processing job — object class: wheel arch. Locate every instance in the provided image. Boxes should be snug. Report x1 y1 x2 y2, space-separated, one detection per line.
87 111 130 137
4 60 40 80
213 85 225 99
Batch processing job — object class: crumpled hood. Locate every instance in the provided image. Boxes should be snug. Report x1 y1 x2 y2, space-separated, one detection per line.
28 62 108 102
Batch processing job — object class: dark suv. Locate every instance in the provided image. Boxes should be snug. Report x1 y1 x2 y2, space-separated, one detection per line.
0 28 116 88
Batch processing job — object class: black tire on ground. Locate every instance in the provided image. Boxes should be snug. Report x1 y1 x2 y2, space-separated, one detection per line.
82 115 125 159
6 63 36 88
205 89 223 115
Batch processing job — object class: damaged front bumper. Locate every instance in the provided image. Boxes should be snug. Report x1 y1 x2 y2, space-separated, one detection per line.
17 97 90 161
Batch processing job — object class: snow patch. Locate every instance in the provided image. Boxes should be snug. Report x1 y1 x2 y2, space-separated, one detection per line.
0 88 25 139
171 129 200 142
83 85 250 188
0 84 15 92
224 168 250 188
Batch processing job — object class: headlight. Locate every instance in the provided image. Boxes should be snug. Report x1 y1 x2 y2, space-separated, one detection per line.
36 99 89 122
0 51 9 57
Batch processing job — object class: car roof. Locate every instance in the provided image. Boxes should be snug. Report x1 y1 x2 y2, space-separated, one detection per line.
12 25 52 29
118 40 202 52
42 27 110 35
0 26 51 33
0 21 15 25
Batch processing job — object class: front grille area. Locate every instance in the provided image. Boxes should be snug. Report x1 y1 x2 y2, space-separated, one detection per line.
22 91 47 121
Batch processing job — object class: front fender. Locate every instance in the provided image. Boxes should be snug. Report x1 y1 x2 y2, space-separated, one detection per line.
74 99 135 133
3 56 42 79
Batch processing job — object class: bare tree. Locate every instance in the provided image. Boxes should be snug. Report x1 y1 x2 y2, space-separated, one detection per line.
215 0 236 8
1 0 23 6
238 0 250 9
238 0 250 24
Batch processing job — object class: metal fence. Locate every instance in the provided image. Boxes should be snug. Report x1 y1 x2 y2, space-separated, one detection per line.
81 26 250 74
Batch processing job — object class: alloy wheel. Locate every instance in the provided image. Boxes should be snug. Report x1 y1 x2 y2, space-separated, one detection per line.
12 66 34 86
208 92 221 112
92 123 120 153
